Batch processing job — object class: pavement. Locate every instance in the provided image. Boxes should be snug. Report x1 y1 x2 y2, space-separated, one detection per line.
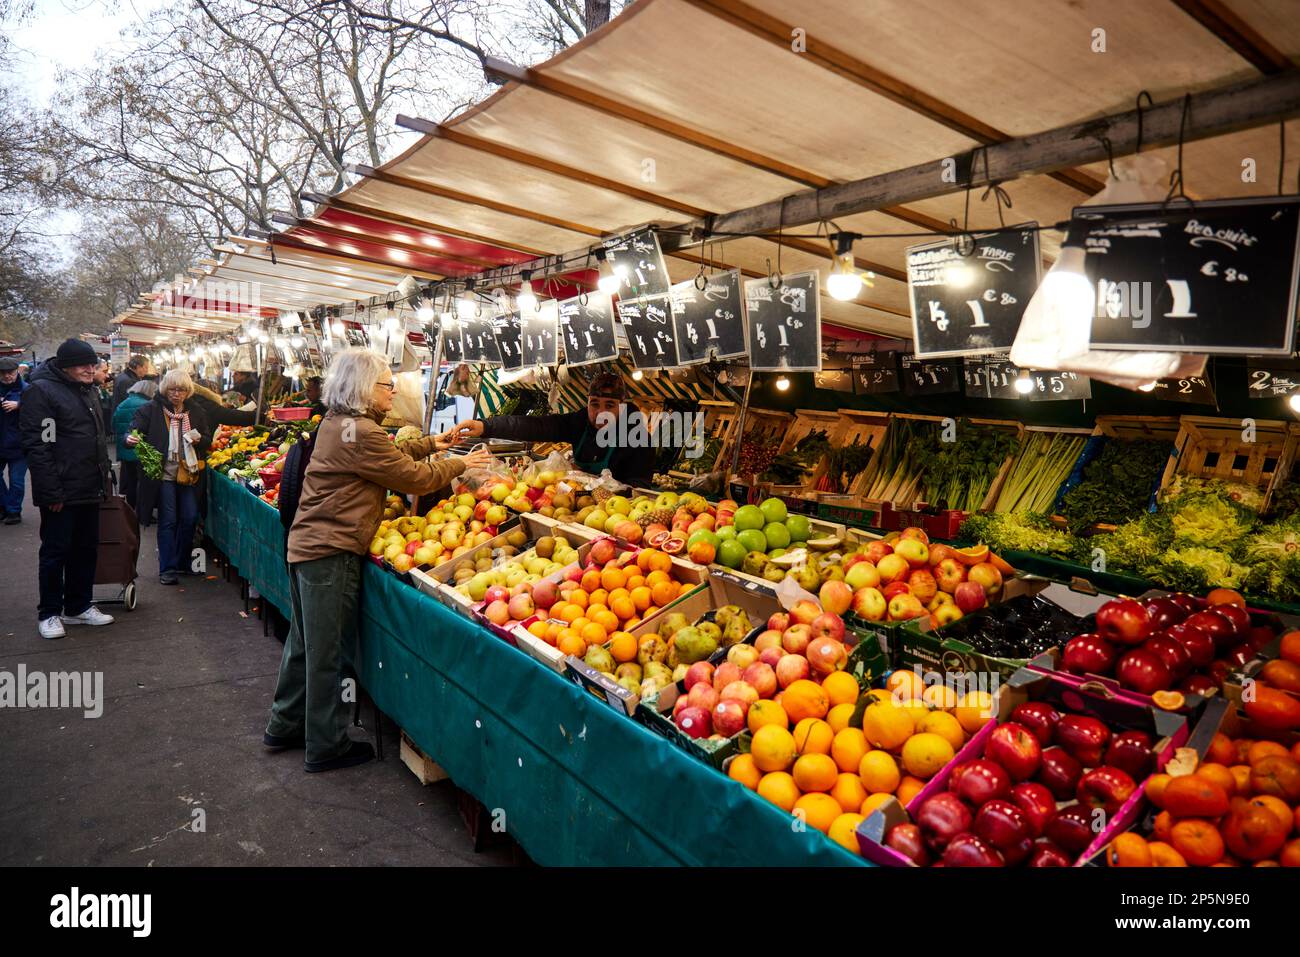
0 489 519 867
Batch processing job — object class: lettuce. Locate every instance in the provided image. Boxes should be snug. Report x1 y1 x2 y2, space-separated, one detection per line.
1163 483 1256 548
1151 546 1251 592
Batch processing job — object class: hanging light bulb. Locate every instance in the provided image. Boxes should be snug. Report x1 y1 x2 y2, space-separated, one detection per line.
1290 393 1300 414
516 271 538 313
826 233 864 301
416 298 435 323
631 369 644 381
775 375 790 392
290 335 305 349
331 318 345 337
1027 223 1094 351
1014 370 1035 395
457 282 478 319
595 248 621 295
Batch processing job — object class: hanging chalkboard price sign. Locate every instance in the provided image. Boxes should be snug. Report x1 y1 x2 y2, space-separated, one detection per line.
1077 197 1300 355
907 224 1041 359
1247 359 1300 399
814 370 855 393
493 311 523 371
438 313 464 364
743 271 821 371
1143 375 1217 406
669 270 748 364
521 300 558 367
460 311 502 365
899 353 961 396
1025 369 1091 401
850 351 900 395
616 295 678 369
558 291 618 367
603 228 671 298
972 355 1025 400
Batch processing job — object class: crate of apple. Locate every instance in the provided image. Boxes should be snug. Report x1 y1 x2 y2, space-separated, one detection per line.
1056 589 1286 703
872 693 1180 867
470 469 591 521
369 499 504 575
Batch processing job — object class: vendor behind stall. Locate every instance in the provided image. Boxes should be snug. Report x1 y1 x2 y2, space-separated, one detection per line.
442 372 656 486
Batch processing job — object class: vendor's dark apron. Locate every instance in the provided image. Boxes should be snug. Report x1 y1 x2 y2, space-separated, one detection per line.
573 425 616 475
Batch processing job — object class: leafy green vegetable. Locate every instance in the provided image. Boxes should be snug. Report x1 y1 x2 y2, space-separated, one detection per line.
1242 514 1300 602
1154 546 1251 592
959 511 1079 558
1057 438 1170 532
994 432 1086 514
132 430 164 480
1163 482 1257 548
858 418 930 504
920 420 1018 512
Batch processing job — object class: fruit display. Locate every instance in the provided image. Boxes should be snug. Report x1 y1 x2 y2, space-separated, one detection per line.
207 420 319 481
1108 711 1300 866
1235 629 1300 733
1056 589 1290 701
368 492 515 574
574 490 729 552
462 467 593 520
916 593 1083 666
873 688 1174 867
445 531 580 602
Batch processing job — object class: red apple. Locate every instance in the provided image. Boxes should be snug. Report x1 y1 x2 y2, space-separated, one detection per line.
1010 702 1062 747
863 541 893 564
1054 715 1111 767
1104 729 1154 780
1142 596 1188 632
758 647 785 668
1027 841 1073 867
1115 648 1173 695
876 553 911 585
754 629 784 652
986 722 1043 781
967 562 1003 598
907 569 938 605
686 682 720 713
953 580 986 614
1075 765 1137 815
1209 604 1250 639
742 662 778 698
949 758 1012 807
1009 781 1057 837
916 792 973 852
884 822 930 866
767 612 790 632
1095 598 1153 646
789 600 821 626
934 558 967 594
484 584 510 606
1186 609 1234 647
1225 642 1253 669
887 593 926 622
720 680 759 707
1002 835 1036 866
1178 673 1218 696
811 612 846 643
683 661 715 691
1036 746 1084 801
712 662 743 692
818 580 853 617
675 705 712 739
484 599 511 626
1248 625 1277 651
1167 621 1216 667
774 654 810 688
882 581 912 601
531 579 557 610
712 699 747 736
942 832 1005 867
781 623 812 655
1061 632 1117 676
1169 592 1202 616
1043 804 1095 855
974 799 1033 850
806 637 848 676
850 587 887 622
1143 634 1193 681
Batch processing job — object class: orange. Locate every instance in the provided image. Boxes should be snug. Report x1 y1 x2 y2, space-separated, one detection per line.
610 596 636 621
830 772 869 813
1229 765 1252 795
557 603 583 624
1171 819 1226 866
826 703 857 733
955 690 995 734
831 728 869 774
623 574 645 592
650 581 677 607
1281 630 1300 666
645 569 670 588
567 589 590 610
866 688 893 705
727 753 761 790
1206 587 1246 608
917 710 965 751
580 622 608 646
625 616 641 630
921 683 958 711
1248 741 1290 767
549 601 570 621
896 775 926 807
635 548 656 572
1148 841 1187 867
648 550 672 574
861 700 914 751
608 631 637 663
1145 773 1172 809
600 566 627 592
793 753 839 793
630 586 652 612
571 617 590 633
587 588 609 609
828 812 866 854
748 699 789 733
580 569 601 592
1152 810 1174 842
1196 763 1237 797
556 631 586 657
592 610 619 634
587 602 609 618
899 700 931 733
860 792 893 817
1207 732 1237 766
822 671 860 707
793 718 834 756
1247 795 1294 833
1152 690 1185 712
527 620 550 640
793 793 842 834
643 606 659 619
756 771 800 812
1106 832 1153 867
886 669 924 702
1282 838 1300 867
544 622 562 644
858 749 901 794
783 680 831 722
901 732 955 780
751 724 797 772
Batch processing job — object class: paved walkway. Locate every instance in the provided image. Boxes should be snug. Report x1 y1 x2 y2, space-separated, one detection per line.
0 491 516 867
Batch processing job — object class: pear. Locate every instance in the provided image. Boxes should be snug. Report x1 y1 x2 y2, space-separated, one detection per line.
617 676 641 696
637 635 668 667
656 612 691 640
792 564 822 593
697 621 722 645
644 661 673 685
584 644 616 675
761 562 786 583
615 662 643 683
723 616 750 647
673 626 717 664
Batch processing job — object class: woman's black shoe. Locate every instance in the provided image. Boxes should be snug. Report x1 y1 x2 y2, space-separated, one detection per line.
304 740 375 773
160 570 179 585
263 731 306 751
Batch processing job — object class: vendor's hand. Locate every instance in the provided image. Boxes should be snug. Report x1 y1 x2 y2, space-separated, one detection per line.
48 503 63 512
460 448 494 471
449 420 484 441
125 434 139 446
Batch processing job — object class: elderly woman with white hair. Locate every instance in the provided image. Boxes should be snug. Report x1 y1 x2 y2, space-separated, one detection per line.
264 348 493 773
128 368 212 584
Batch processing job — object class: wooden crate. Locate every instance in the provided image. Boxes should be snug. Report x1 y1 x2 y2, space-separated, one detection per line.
668 399 738 481
764 409 848 500
1160 415 1298 511
889 413 1024 512
1047 416 1181 532
400 731 449 785
833 409 891 500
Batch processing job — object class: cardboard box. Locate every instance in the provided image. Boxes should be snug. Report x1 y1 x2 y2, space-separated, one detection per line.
564 655 640 717
637 680 742 769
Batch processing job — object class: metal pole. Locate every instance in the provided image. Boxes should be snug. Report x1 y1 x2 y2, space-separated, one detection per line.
726 368 754 493
422 328 444 434
254 342 267 422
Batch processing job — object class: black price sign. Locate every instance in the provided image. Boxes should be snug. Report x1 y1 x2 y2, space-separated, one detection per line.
1077 197 1300 354
558 292 618 367
814 370 854 393
616 295 678 369
460 312 502 365
907 224 1041 359
603 229 670 298
743 271 821 371
966 356 1024 400
669 270 748 364
1247 360 1300 399
899 353 961 396
1142 375 1217 406
438 314 464 364
1024 369 1091 401
851 351 900 395
521 301 558 367
493 311 523 371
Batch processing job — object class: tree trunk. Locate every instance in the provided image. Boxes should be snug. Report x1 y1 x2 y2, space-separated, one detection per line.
584 0 611 32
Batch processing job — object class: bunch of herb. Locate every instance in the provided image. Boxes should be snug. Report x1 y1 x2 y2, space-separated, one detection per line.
761 429 831 484
959 511 1078 558
819 441 875 493
857 417 932 504
994 432 1087 514
131 430 164 481
920 421 1019 512
1057 438 1171 532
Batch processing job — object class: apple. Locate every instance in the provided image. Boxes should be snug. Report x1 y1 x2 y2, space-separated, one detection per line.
713 662 743 692
775 654 810 688
727 643 760 670
1178 673 1218 696
1185 609 1234 647
806 637 848 676
1143 597 1188 632
531 579 557 610
1076 765 1137 815
1009 702 1061 747
942 832 1005 867
1027 841 1073 867
673 693 691 720
933 558 966 594
1043 804 1095 855
844 561 880 591
882 581 912 601
1168 592 1202 616
473 500 491 522
949 759 1012 807
683 661 715 691
1002 836 1036 866
851 587 887 622
789 600 821 626
782 623 812 655
754 629 784 652
930 604 964 628
928 543 954 566
742 662 778 698
1009 782 1056 837
906 569 938 605
1054 715 1111 766
1248 625 1277 651
916 792 973 852
1225 642 1253 669
507 592 535 620
863 541 893 565
811 612 846 643
876 553 911 585
1095 598 1153 646
1209 604 1250 639
900 526 930 544
1037 748 1086 808
1061 633 1117 676
720 680 759 708
687 682 720 713
986 722 1042 781
1115 648 1172 695
884 823 930 866
767 612 791 632
818 580 853 617
953 581 986 614
887 593 926 622
894 538 929 569
484 584 510 606
1167 621 1216 667
1143 634 1192 681
484 600 511 626
1104 729 1154 780
967 562 1003 598
974 799 1033 850
675 705 712 739
712 699 747 737
758 647 785 668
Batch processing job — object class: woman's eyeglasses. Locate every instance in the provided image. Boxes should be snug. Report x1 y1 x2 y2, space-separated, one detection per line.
376 381 395 392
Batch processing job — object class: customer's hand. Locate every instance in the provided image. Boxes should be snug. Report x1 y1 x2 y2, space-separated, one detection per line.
125 433 139 446
49 503 63 512
1 399 17 412
460 447 495 471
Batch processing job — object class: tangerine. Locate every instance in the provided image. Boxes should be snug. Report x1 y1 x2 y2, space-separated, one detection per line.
630 586 652 612
955 690 995 734
756 771 800 812
588 588 609 608
896 775 927 808
828 812 866 854
1171 819 1226 866
1207 733 1237 766
591 609 620 634
567 590 590 610
527 620 550 640
580 569 602 592
858 749 901 794
793 718 834 756
556 631 586 657
1281 630 1300 666
886 669 924 701
783 679 831 722
917 710 965 750
827 703 857 733
608 632 637 663
1106 832 1152 867
793 793 842 834
822 671 860 707
793 753 839 793
748 699 789 733
651 581 678 607
901 732 955 779
727 753 762 790
831 727 869 774
751 724 797 772
1147 841 1187 867
610 596 636 621
1196 763 1237 797
921 683 958 711
600 566 627 591
1248 740 1290 767
860 792 893 817
558 603 583 624
580 622 608 646
830 772 869 813
862 700 914 751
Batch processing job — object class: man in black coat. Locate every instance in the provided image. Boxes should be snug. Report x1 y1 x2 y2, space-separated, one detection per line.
19 339 116 639
111 354 154 416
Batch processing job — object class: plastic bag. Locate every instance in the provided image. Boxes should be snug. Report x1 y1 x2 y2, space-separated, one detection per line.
774 571 819 611
521 450 573 486
452 443 513 495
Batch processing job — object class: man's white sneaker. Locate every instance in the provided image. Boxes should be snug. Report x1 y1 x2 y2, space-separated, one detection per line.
62 606 115 626
38 616 66 639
